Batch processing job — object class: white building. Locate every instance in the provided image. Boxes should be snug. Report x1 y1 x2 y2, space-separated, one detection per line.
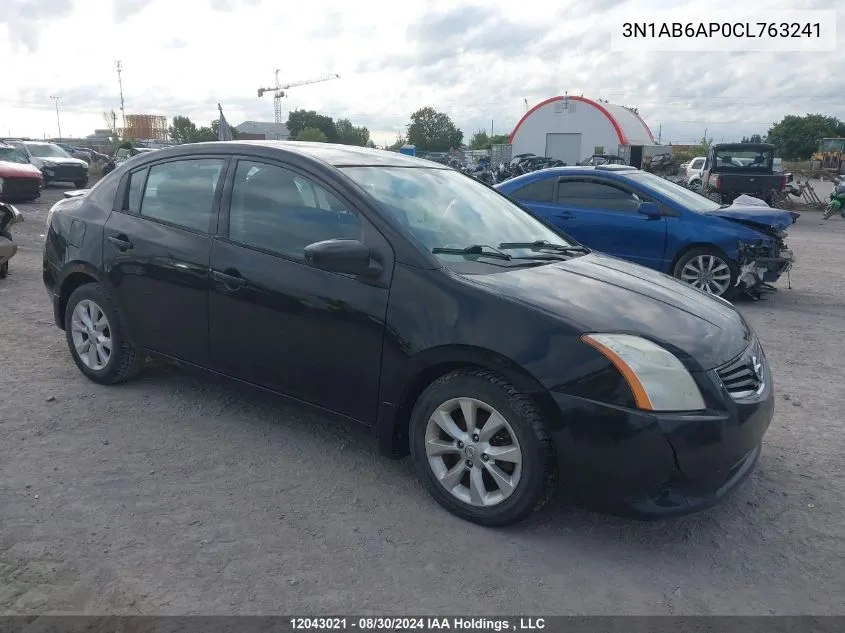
509 96 657 165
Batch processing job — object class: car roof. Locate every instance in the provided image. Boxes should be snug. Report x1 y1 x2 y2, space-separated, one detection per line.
497 165 645 188
157 140 453 169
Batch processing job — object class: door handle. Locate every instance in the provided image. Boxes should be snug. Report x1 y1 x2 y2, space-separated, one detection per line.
556 211 575 219
211 269 245 291
107 234 133 250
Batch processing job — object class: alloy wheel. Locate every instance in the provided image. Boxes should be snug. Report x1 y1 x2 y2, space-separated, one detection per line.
70 299 113 371
424 397 523 507
680 254 732 296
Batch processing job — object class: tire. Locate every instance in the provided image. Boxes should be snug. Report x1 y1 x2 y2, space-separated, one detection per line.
0 261 7 279
811 160 822 172
409 369 558 527
63 282 143 385
672 246 738 298
74 178 89 189
824 203 838 220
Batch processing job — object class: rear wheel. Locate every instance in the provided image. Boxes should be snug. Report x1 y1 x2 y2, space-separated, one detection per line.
64 283 143 384
74 178 89 189
673 247 738 298
409 369 558 527
0 262 8 279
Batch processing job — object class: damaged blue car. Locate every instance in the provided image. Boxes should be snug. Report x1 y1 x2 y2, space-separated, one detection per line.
495 165 796 299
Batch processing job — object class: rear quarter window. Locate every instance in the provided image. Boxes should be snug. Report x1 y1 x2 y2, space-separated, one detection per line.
509 177 555 203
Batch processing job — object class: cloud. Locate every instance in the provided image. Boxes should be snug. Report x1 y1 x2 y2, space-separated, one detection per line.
0 0 74 51
1 0 843 145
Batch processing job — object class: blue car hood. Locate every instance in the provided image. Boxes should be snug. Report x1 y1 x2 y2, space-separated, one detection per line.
708 205 794 231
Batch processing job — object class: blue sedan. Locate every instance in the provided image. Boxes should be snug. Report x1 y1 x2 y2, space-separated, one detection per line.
495 165 796 298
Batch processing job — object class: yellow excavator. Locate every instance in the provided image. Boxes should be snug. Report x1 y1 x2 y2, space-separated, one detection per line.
810 138 845 174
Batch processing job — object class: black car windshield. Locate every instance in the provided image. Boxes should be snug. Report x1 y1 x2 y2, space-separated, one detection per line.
340 166 575 262
624 171 722 213
25 143 72 158
0 146 29 164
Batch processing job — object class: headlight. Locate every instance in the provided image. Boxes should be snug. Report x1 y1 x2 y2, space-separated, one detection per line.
42 161 56 168
581 333 706 412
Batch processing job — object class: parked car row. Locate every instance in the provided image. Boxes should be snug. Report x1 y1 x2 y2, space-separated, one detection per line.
0 139 89 200
41 140 778 527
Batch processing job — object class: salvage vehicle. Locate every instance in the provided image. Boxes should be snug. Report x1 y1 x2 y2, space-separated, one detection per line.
0 201 24 278
0 141 44 202
6 140 89 188
578 154 626 167
685 156 706 186
496 164 795 299
44 141 775 526
700 143 787 206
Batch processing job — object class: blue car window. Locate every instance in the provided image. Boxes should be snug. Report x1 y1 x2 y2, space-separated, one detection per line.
510 178 555 203
557 180 639 213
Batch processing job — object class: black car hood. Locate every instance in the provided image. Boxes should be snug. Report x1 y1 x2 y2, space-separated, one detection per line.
458 252 752 371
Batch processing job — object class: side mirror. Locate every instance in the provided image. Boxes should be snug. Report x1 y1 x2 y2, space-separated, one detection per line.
637 201 662 219
303 239 381 277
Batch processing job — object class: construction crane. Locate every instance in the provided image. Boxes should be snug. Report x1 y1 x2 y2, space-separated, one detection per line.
257 71 340 124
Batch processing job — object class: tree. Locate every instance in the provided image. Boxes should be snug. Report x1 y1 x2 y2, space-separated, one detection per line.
298 127 328 142
335 118 371 146
387 134 407 150
489 134 509 146
766 114 845 160
168 115 200 144
194 126 216 142
469 129 489 150
406 107 463 152
211 119 238 140
287 109 337 142
741 134 764 143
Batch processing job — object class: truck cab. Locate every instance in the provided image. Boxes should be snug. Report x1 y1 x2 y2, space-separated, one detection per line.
701 143 786 205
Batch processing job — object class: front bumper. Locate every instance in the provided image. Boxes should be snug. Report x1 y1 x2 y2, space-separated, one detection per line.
737 243 794 289
547 348 774 519
41 165 88 184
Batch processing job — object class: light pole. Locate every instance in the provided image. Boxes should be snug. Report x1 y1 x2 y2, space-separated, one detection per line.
49 95 62 141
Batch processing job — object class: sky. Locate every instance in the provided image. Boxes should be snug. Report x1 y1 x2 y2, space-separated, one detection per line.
1 0 842 147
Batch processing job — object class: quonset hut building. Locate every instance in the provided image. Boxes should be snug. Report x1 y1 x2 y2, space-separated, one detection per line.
508 96 662 167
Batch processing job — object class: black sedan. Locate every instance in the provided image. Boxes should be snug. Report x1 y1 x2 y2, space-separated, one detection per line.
42 141 774 526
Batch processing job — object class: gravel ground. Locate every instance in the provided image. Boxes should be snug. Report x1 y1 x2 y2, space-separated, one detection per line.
1 187 844 615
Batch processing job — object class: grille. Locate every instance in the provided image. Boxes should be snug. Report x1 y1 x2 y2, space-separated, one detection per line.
49 165 87 182
716 339 766 400
1 177 40 199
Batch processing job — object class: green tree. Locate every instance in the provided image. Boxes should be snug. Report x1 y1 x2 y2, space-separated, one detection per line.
489 133 509 146
194 126 216 142
287 109 337 142
335 118 371 146
766 114 845 160
406 107 463 152
741 134 764 143
469 129 489 150
168 115 200 144
387 134 407 150
298 127 328 142
211 119 239 140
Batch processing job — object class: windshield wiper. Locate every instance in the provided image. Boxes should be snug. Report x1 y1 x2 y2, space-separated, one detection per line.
431 244 512 260
498 240 590 253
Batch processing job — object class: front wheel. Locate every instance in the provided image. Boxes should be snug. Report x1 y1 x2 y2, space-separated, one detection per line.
0 261 8 279
673 247 738 298
409 369 558 527
64 282 143 384
74 178 89 189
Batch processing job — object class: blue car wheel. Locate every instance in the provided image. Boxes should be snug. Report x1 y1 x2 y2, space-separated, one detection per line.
672 247 738 298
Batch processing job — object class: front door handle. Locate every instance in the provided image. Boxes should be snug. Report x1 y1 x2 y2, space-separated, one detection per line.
556 211 575 219
107 234 133 251
211 269 245 292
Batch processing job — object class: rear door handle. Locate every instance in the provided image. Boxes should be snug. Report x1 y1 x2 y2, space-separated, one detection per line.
556 211 575 219
211 269 245 292
107 234 133 250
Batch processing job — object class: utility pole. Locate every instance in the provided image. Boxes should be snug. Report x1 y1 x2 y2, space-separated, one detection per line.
658 123 662 144
491 120 494 138
49 95 62 140
116 60 126 133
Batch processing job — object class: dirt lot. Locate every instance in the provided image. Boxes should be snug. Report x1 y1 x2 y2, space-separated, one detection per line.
1 186 844 615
